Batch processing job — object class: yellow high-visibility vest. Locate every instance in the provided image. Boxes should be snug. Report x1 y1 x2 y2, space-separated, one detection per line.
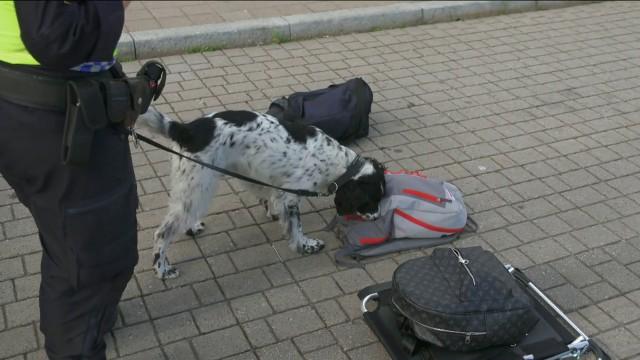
0 1 39 65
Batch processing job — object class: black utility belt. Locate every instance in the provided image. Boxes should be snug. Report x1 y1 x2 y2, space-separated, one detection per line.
0 61 166 166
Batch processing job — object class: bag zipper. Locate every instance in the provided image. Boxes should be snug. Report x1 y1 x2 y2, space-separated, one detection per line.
451 248 477 286
391 297 487 342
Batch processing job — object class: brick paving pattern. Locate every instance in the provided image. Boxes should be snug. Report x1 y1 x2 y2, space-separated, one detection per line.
2 2 640 359
123 1 406 33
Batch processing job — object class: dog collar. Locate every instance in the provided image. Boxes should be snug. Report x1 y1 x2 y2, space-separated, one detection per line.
327 155 366 195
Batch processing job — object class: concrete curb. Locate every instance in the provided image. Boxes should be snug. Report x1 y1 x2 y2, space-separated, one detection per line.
117 1 597 60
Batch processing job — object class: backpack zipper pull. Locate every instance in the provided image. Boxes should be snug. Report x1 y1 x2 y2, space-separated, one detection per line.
451 248 477 286
465 333 472 344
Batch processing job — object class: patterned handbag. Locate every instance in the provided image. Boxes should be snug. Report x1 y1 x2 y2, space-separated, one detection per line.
391 246 539 352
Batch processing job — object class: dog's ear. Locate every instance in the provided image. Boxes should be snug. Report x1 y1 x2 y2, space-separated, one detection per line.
364 157 386 188
361 158 385 176
334 181 357 215
370 158 386 175
371 158 385 169
334 196 347 216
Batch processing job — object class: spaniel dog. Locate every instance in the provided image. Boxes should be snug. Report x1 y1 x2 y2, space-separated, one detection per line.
137 108 385 279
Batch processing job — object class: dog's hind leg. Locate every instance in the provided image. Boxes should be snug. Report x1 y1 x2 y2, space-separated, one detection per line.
185 172 221 238
152 210 183 279
276 192 324 255
153 160 219 279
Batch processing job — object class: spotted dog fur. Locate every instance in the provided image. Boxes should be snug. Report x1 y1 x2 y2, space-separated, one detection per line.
137 108 385 279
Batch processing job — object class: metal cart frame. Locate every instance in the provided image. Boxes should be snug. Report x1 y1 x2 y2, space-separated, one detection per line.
358 265 610 360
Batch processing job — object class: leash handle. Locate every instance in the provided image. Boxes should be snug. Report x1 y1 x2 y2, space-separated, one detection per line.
133 131 327 197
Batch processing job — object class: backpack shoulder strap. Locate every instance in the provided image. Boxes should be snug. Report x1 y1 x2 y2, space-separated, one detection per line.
334 216 478 267
464 215 479 233
334 247 364 267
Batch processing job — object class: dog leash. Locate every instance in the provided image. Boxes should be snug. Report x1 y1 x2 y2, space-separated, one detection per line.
131 130 364 197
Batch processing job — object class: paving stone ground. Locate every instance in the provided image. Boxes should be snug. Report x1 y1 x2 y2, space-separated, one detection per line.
2 2 640 359
123 1 406 33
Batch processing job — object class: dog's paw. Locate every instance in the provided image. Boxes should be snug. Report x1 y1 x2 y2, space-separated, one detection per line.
297 238 325 255
153 253 180 279
186 221 205 237
157 266 180 280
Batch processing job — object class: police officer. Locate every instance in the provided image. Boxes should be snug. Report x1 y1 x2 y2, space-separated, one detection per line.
0 1 143 358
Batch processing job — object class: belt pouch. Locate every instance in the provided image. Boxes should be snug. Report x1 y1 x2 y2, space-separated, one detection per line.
62 80 109 166
101 79 137 127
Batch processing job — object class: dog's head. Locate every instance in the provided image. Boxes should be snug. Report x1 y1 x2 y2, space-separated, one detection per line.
334 158 386 220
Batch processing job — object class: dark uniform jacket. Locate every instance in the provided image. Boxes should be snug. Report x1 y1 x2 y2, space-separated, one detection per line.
14 1 124 72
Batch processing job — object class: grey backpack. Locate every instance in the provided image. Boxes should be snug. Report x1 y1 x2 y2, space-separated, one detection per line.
332 171 477 266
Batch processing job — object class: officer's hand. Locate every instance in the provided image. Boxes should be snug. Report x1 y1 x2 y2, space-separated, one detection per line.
123 1 131 9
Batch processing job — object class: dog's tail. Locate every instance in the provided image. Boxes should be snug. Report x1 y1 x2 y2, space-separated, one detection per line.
137 107 214 153
136 107 173 138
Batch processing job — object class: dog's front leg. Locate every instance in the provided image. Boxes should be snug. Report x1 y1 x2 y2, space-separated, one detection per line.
280 194 325 255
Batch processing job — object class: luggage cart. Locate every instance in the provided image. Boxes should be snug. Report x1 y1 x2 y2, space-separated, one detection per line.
358 265 611 360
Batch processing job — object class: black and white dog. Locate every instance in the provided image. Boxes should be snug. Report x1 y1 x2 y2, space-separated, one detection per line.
137 108 385 279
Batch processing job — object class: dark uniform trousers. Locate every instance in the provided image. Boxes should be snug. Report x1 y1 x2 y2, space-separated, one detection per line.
0 96 139 359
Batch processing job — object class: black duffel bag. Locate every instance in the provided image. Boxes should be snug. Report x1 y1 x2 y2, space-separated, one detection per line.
391 247 538 352
267 77 372 144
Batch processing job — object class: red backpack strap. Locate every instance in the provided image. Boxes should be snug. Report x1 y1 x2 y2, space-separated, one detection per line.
394 209 464 234
359 236 388 246
402 189 450 204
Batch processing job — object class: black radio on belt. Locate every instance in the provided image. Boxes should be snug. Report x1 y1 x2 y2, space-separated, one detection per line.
62 60 166 165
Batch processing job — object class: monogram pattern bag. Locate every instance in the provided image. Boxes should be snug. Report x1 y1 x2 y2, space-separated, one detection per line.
391 247 538 352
